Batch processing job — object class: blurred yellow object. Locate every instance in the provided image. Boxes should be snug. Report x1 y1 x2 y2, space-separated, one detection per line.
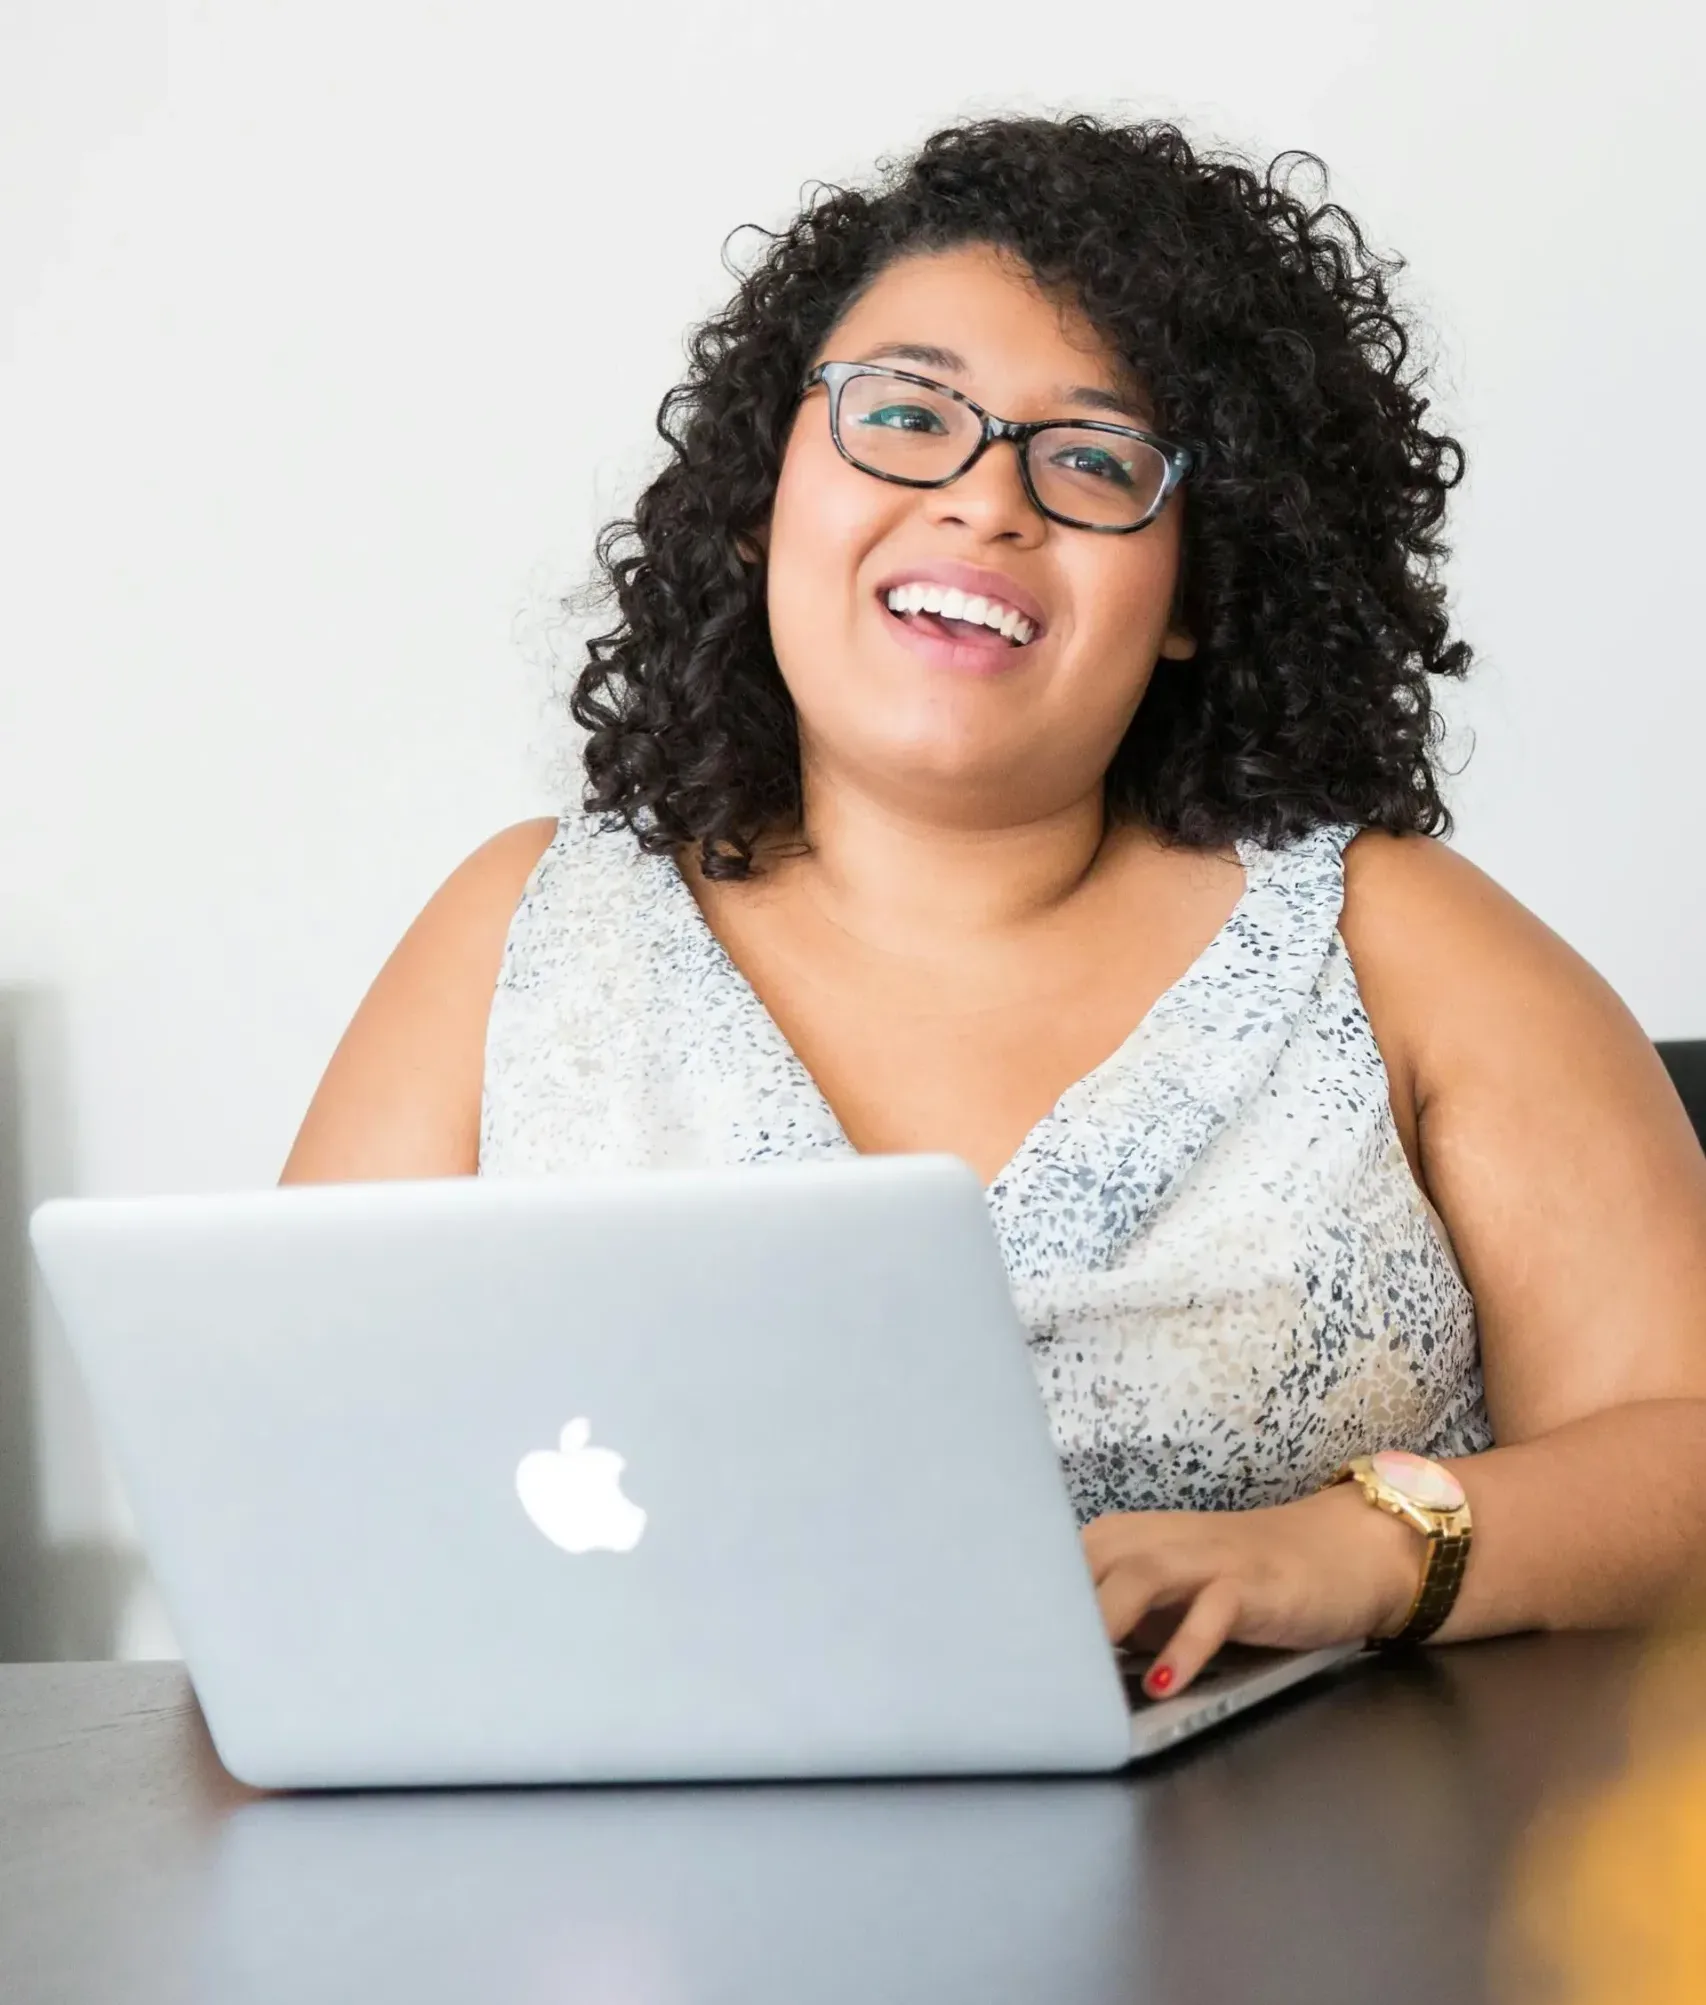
1495 1594 1706 2004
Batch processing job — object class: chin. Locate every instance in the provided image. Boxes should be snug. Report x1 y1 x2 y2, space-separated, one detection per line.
794 661 1056 802
844 733 1056 822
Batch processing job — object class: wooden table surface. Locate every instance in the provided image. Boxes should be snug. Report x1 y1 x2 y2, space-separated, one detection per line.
0 1633 1645 2004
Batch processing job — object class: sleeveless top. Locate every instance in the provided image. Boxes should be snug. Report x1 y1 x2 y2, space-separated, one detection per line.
479 809 1494 1522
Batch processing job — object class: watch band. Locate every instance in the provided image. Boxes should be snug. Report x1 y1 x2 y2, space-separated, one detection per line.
1391 1519 1472 1644
1329 1453 1474 1647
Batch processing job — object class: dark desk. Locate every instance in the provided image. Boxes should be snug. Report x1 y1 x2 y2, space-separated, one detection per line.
0 1634 1643 2004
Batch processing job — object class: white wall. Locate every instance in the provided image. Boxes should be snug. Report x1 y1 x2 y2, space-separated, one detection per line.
3 0 1701 1659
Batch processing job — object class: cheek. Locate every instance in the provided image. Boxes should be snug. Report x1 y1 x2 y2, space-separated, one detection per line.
767 429 890 651
1060 518 1185 671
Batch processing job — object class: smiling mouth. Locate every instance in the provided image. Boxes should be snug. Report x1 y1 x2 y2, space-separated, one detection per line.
880 584 1040 649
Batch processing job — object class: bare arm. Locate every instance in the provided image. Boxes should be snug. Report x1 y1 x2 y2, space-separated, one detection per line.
1340 831 1706 1639
278 818 560 1185
1087 833 1706 1692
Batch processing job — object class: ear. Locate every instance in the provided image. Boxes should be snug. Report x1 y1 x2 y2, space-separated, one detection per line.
1158 562 1195 659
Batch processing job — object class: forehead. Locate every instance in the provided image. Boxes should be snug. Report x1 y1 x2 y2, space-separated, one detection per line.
820 243 1143 414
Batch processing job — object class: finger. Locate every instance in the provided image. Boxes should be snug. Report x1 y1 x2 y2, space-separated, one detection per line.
1121 1606 1182 1656
1080 1513 1147 1584
1141 1578 1241 1699
1095 1562 1191 1647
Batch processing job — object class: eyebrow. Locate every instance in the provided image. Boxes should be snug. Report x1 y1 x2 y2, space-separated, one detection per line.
857 341 1149 422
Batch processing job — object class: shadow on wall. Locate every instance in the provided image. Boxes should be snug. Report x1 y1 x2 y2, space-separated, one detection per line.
0 984 152 1660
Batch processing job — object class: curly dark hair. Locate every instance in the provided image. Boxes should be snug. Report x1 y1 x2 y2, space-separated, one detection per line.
570 112 1471 879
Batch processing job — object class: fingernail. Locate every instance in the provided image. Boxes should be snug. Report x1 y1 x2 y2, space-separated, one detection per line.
1147 1663 1174 1696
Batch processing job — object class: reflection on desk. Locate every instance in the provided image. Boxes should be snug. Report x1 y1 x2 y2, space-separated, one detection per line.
201 1779 1146 2005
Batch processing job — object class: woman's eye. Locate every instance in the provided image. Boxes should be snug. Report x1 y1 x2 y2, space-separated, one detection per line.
1050 444 1135 485
855 402 948 434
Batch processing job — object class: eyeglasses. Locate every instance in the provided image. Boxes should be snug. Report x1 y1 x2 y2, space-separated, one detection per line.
801 361 1197 533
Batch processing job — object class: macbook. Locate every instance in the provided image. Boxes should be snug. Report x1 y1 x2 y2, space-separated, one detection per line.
29 1156 1358 1787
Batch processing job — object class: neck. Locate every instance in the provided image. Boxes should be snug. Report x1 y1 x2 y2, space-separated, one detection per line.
761 771 1118 955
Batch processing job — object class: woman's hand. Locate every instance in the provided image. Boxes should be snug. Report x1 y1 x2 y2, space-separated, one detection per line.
1081 1484 1425 1698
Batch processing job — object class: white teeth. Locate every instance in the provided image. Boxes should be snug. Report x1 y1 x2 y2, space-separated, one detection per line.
882 581 1040 645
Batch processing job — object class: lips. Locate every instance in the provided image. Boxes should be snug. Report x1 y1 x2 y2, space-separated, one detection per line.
877 598 1032 678
871 560 1048 641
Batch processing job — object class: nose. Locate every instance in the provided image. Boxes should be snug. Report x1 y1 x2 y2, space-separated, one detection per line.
920 438 1046 546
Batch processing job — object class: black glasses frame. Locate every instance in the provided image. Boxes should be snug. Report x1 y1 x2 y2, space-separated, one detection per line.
802 360 1198 534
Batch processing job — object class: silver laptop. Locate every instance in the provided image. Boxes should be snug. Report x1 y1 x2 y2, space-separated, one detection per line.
28 1155 1359 1788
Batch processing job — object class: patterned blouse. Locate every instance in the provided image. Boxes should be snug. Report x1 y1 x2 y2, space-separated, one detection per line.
479 809 1493 1522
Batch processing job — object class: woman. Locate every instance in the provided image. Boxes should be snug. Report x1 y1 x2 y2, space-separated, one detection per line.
282 115 1706 1699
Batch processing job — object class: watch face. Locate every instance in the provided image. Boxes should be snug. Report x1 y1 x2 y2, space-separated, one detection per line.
1370 1449 1466 1512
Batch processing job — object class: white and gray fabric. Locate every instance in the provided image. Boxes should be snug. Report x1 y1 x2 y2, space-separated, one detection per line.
480 809 1492 1522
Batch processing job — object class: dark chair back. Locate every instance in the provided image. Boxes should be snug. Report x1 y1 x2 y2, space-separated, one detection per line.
1657 1041 1706 1154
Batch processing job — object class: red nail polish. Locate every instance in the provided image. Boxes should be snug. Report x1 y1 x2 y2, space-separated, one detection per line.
1147 1663 1174 1695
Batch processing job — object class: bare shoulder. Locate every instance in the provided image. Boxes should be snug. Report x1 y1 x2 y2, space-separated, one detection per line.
1341 826 1557 949
1337 828 1657 1106
1340 831 1706 1426
278 817 561 1185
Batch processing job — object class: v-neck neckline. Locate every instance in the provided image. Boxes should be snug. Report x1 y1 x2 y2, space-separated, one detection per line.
655 835 1276 1196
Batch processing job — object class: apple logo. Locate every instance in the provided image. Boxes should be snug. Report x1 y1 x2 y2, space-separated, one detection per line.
515 1417 647 1555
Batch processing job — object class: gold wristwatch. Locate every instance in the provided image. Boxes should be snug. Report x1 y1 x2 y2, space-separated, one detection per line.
1328 1450 1473 1646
